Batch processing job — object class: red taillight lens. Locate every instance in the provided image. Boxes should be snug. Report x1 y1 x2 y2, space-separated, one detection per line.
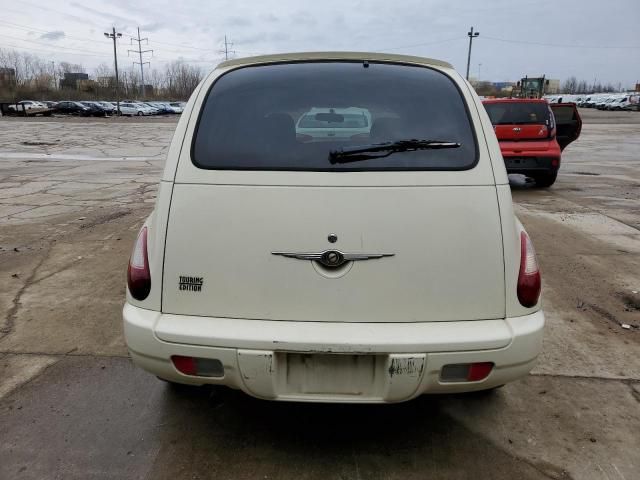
467 362 494 382
171 356 225 377
517 231 541 308
440 362 494 382
171 355 197 375
127 226 151 300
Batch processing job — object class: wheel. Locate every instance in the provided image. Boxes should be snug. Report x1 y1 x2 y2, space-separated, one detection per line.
532 171 558 188
137 111 143 116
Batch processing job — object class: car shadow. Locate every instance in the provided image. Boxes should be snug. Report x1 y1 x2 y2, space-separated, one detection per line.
144 384 551 479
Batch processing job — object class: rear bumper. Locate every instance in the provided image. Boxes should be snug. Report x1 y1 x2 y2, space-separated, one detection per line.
123 304 544 403
502 155 560 176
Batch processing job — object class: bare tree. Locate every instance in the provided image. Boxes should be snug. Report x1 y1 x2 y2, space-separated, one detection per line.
1 47 205 101
562 76 578 94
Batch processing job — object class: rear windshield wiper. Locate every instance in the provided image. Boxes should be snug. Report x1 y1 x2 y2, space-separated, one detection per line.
328 139 461 164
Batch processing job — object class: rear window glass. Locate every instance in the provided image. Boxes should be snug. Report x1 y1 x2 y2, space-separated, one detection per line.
192 62 477 171
484 102 552 126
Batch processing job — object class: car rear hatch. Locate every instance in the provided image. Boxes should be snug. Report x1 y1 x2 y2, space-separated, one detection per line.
484 101 553 141
549 103 582 150
161 60 506 323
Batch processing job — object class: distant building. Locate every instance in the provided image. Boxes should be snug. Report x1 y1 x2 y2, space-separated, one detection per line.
97 76 116 88
0 67 16 87
60 72 89 90
546 79 560 94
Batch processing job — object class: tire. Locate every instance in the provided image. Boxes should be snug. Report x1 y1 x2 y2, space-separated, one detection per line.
137 111 143 116
532 170 558 188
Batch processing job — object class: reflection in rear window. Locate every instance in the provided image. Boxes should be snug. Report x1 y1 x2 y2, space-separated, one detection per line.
192 62 477 171
298 111 369 129
484 102 552 126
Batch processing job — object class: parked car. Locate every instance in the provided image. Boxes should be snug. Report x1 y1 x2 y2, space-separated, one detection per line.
80 101 111 117
7 100 47 112
606 96 631 111
596 97 615 110
584 95 605 108
168 102 184 113
54 101 91 116
483 99 581 187
95 101 117 114
145 102 173 114
123 52 545 403
578 96 591 107
118 102 152 116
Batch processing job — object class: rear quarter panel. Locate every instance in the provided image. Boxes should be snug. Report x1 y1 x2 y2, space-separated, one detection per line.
496 184 542 317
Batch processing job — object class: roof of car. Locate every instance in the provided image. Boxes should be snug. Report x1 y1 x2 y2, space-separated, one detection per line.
482 98 548 104
218 52 453 69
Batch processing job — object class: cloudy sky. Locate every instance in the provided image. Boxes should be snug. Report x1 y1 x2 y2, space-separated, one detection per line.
1 0 638 86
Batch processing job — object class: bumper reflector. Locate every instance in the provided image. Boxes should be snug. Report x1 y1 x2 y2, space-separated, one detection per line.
171 355 224 378
440 362 494 382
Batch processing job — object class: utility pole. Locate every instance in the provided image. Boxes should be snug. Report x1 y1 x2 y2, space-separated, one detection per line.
50 61 57 90
104 27 122 113
129 27 153 99
466 26 480 80
221 35 235 61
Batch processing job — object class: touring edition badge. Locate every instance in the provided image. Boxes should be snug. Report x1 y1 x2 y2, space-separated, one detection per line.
179 275 203 292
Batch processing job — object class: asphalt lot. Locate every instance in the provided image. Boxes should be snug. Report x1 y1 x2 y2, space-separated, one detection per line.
0 108 639 479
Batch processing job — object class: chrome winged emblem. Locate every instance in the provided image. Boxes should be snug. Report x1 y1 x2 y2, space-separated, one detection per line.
271 249 394 268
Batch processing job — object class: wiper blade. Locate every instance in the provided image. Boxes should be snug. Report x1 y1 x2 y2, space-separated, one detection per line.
329 139 461 164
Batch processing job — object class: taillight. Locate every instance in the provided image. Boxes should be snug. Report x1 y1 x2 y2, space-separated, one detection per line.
171 356 225 377
127 226 151 300
517 231 541 307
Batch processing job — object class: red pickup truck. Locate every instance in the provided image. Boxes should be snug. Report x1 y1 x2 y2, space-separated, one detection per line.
482 99 582 187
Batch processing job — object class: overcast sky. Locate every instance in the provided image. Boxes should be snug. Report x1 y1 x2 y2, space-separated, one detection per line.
1 0 638 86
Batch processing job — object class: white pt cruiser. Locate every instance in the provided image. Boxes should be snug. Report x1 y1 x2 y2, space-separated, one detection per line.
123 52 544 403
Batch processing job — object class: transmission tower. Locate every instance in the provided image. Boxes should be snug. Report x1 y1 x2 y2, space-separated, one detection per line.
128 27 153 98
220 35 236 60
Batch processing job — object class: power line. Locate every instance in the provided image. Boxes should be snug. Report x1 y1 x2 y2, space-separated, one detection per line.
0 41 111 59
128 27 153 98
381 36 463 52
482 35 640 49
0 32 111 57
0 19 108 45
142 37 218 52
18 0 108 30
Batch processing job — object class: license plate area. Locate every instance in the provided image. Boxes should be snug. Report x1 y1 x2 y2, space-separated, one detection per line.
277 353 385 397
505 157 539 168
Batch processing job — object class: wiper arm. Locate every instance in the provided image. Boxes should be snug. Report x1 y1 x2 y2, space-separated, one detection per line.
329 139 461 164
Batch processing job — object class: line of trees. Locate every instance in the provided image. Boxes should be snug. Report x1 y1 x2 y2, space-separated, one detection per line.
0 48 204 102
561 76 621 94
